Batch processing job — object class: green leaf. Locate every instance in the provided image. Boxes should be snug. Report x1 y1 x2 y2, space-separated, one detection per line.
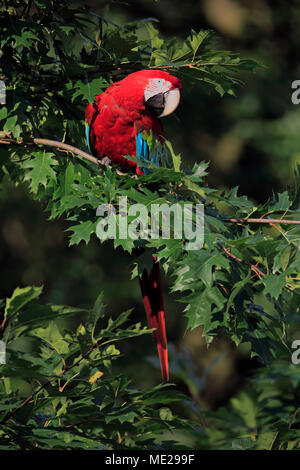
76 323 90 355
88 292 106 342
3 114 21 139
188 29 210 58
262 273 287 299
272 191 291 211
184 286 226 337
256 431 278 450
159 407 174 421
21 151 58 193
72 78 108 103
145 23 164 50
231 392 258 429
165 139 182 172
31 322 69 355
5 286 43 322
68 220 97 245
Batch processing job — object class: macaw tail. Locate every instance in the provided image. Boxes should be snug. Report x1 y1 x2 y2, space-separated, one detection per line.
139 256 169 382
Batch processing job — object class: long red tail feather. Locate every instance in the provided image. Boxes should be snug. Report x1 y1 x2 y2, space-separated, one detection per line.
139 256 168 382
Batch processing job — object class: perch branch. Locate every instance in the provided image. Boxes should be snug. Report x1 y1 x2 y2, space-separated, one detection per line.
0 133 129 175
0 133 99 164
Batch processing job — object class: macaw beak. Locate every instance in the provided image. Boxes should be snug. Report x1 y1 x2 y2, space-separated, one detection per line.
145 88 180 118
159 88 180 117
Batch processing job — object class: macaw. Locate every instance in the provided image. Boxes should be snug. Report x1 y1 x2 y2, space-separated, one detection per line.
85 70 182 381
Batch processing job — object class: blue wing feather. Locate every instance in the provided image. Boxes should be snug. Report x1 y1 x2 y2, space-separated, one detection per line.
136 131 161 175
86 123 91 153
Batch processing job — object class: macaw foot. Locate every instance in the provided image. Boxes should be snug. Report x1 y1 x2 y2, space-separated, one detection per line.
100 156 112 166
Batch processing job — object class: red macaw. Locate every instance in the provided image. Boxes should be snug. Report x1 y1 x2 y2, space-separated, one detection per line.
85 70 182 381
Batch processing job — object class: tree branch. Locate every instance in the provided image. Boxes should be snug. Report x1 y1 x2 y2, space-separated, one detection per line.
0 133 128 175
223 217 300 225
0 134 99 165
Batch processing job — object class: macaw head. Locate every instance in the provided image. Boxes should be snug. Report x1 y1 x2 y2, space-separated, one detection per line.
120 70 182 118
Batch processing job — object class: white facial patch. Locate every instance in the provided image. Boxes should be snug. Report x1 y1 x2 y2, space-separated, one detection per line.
144 78 172 102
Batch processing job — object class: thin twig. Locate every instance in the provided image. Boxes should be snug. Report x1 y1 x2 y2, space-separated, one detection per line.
218 242 265 279
148 62 248 69
223 217 300 225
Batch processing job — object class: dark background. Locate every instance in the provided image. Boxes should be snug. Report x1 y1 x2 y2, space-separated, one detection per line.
1 0 299 408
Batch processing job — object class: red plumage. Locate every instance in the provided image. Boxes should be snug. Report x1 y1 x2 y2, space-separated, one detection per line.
85 69 182 172
86 70 182 381
139 257 168 381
